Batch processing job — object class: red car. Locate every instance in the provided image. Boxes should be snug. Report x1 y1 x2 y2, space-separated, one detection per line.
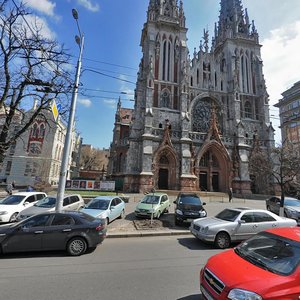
200 227 300 300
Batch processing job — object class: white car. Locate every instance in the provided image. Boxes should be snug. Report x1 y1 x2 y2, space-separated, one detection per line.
0 192 47 222
17 194 85 220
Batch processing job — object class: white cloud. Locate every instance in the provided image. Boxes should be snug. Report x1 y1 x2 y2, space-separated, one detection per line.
261 20 300 105
104 99 117 109
76 0 100 12
78 98 92 107
24 0 56 17
24 15 56 39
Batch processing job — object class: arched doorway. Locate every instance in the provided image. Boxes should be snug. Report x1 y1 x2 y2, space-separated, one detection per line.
198 147 229 192
154 151 177 190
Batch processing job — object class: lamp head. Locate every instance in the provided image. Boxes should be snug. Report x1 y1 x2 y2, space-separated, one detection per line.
72 9 79 20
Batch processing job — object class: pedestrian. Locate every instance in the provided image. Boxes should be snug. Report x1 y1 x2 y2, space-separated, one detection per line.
12 180 16 189
228 188 233 202
26 185 34 192
6 183 13 195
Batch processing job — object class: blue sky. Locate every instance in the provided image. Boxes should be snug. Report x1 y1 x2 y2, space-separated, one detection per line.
21 0 300 148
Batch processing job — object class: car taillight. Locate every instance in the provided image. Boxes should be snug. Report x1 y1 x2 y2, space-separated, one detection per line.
95 224 104 231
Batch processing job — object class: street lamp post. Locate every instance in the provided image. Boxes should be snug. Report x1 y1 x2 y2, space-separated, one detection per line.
55 9 84 212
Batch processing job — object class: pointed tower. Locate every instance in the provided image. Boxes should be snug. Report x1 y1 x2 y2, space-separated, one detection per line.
110 0 275 195
123 0 193 193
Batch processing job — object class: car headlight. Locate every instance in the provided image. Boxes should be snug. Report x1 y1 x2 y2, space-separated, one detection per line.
176 209 183 215
287 209 298 217
228 289 262 300
199 210 207 217
0 211 8 215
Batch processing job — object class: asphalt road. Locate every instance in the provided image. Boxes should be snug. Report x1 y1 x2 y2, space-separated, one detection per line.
0 235 223 300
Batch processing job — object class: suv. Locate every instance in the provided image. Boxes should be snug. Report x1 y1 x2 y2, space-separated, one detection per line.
174 193 207 226
17 194 85 220
0 192 47 223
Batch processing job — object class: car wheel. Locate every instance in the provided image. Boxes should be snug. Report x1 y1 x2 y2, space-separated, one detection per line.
9 213 18 222
119 209 125 219
105 218 109 225
67 237 87 256
215 232 231 249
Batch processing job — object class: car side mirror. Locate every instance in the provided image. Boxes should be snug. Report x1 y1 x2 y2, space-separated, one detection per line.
173 201 176 204
111 206 115 210
202 202 206 206
238 220 246 224
24 202 30 206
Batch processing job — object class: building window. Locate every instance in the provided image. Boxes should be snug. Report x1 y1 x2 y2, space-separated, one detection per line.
200 152 209 167
5 161 12 175
160 89 171 108
245 101 252 118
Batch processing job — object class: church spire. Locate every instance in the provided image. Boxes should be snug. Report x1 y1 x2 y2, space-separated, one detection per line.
214 0 259 45
147 0 183 25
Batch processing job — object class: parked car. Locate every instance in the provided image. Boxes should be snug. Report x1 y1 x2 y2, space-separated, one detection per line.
0 192 47 223
190 207 297 248
81 196 125 225
174 193 207 226
17 194 85 220
266 196 300 224
0 211 106 256
200 227 300 300
135 193 170 219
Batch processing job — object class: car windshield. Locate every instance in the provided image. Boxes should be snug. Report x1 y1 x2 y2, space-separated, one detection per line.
235 232 300 276
285 199 300 207
0 195 25 205
141 195 160 204
178 195 201 205
34 197 56 208
85 199 109 210
215 209 240 222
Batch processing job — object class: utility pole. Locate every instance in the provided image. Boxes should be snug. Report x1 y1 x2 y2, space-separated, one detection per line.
56 9 84 212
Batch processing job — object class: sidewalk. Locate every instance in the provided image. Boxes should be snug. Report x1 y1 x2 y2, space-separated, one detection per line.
106 194 267 238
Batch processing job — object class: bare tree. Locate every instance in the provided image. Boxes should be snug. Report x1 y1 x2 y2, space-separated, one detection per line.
80 146 108 171
0 1 72 163
249 142 300 216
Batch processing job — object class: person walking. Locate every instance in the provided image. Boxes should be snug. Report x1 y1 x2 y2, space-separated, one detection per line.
6 183 13 195
228 188 233 202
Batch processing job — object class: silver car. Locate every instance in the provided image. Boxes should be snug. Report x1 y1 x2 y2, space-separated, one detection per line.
190 207 297 249
266 196 300 225
17 194 85 220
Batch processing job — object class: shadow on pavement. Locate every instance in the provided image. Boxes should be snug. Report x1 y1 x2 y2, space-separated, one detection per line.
0 250 69 259
177 294 202 300
177 237 215 250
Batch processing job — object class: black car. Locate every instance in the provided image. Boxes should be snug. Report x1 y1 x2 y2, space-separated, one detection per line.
174 193 207 226
0 211 106 256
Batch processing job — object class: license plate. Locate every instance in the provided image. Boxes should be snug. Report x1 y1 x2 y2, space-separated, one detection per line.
200 285 214 300
186 218 193 222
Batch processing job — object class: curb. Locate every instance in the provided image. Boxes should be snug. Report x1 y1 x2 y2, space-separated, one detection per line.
107 230 191 238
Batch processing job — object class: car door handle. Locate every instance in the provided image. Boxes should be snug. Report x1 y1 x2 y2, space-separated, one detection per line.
62 229 71 232
272 224 277 227
34 231 44 234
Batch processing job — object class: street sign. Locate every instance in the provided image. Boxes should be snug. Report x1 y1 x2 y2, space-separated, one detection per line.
51 99 59 121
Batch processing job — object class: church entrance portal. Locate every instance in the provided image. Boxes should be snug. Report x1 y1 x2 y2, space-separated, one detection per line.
158 169 169 189
198 149 228 192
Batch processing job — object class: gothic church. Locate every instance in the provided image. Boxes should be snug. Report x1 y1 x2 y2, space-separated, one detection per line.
108 0 275 195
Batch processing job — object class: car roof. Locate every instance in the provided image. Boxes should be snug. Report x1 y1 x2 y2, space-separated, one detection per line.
144 193 166 196
264 227 300 242
94 196 118 201
12 192 46 196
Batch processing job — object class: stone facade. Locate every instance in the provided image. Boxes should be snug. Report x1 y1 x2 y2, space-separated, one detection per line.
0 103 81 187
109 0 275 195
